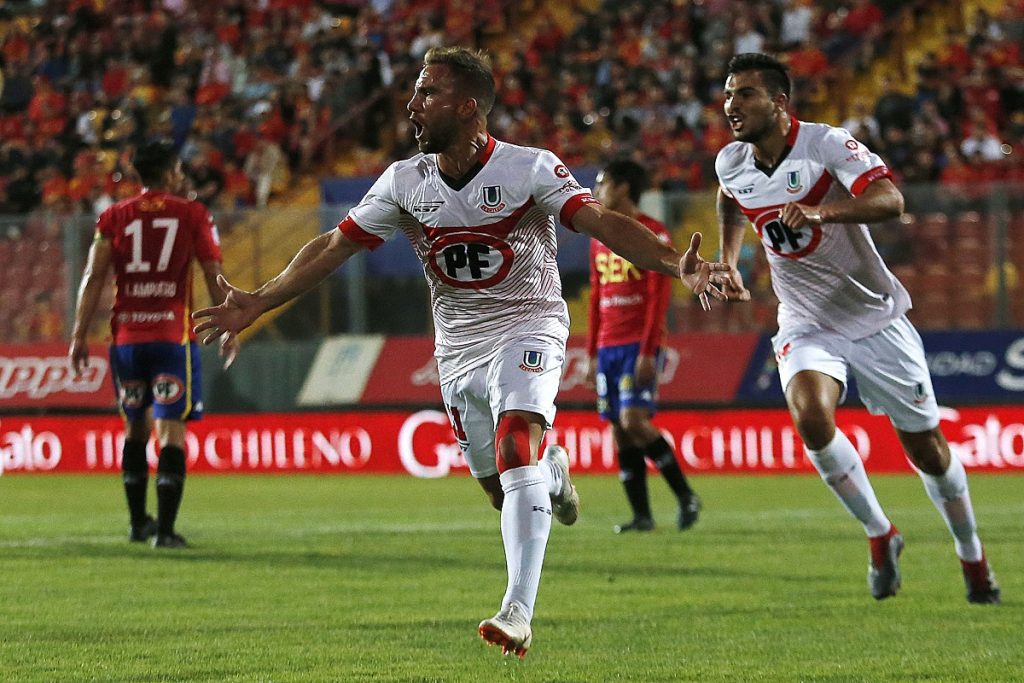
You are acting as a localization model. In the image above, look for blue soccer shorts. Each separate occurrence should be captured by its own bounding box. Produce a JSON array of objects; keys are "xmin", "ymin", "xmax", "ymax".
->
[
  {"xmin": 109, "ymin": 341, "xmax": 203, "ymax": 422},
  {"xmin": 595, "ymin": 342, "xmax": 660, "ymax": 421}
]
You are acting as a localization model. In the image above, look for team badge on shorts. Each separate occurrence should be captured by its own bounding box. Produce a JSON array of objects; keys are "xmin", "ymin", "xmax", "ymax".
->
[
  {"xmin": 913, "ymin": 382, "xmax": 929, "ymax": 405},
  {"xmin": 153, "ymin": 374, "xmax": 184, "ymax": 404},
  {"xmin": 520, "ymin": 350, "xmax": 544, "ymax": 373},
  {"xmin": 120, "ymin": 381, "xmax": 146, "ymax": 409}
]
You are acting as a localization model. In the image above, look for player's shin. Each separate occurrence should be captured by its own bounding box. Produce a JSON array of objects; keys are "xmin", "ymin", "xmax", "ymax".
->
[
  {"xmin": 913, "ymin": 454, "xmax": 983, "ymax": 561},
  {"xmin": 806, "ymin": 431, "xmax": 891, "ymax": 537},
  {"xmin": 498, "ymin": 466, "xmax": 552, "ymax": 620},
  {"xmin": 122, "ymin": 440, "xmax": 150, "ymax": 527},
  {"xmin": 155, "ymin": 445, "xmax": 187, "ymax": 536}
]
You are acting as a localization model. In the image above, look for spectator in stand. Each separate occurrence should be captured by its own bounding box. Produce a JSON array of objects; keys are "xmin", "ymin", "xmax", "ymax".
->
[
  {"xmin": 873, "ymin": 75, "xmax": 916, "ymax": 136},
  {"xmin": 961, "ymin": 125, "xmax": 1005, "ymax": 163}
]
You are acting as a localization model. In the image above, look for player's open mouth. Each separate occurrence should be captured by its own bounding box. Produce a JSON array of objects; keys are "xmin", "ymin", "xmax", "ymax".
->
[
  {"xmin": 411, "ymin": 120, "xmax": 424, "ymax": 139},
  {"xmin": 728, "ymin": 115, "xmax": 743, "ymax": 131}
]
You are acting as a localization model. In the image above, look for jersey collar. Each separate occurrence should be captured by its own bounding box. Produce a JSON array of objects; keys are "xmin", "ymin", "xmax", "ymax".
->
[
  {"xmin": 754, "ymin": 116, "xmax": 800, "ymax": 177},
  {"xmin": 438, "ymin": 134, "xmax": 496, "ymax": 191}
]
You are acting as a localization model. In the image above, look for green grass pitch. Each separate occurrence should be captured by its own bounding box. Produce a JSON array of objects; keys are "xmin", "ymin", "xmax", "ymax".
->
[{"xmin": 0, "ymin": 472, "xmax": 1020, "ymax": 682}]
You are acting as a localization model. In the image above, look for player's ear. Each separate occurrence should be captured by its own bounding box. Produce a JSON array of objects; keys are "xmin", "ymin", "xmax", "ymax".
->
[{"xmin": 458, "ymin": 97, "xmax": 479, "ymax": 121}]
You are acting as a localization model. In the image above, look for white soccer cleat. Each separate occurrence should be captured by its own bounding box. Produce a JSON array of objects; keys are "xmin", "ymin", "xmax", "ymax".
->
[
  {"xmin": 544, "ymin": 444, "xmax": 580, "ymax": 526},
  {"xmin": 478, "ymin": 601, "xmax": 533, "ymax": 658}
]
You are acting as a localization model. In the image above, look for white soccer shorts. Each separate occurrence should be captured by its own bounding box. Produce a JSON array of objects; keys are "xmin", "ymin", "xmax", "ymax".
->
[
  {"xmin": 773, "ymin": 315, "xmax": 940, "ymax": 433},
  {"xmin": 439, "ymin": 334, "xmax": 565, "ymax": 479}
]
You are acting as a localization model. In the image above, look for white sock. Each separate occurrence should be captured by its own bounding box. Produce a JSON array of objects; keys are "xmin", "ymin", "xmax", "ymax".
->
[
  {"xmin": 915, "ymin": 455, "xmax": 983, "ymax": 562},
  {"xmin": 538, "ymin": 456, "xmax": 563, "ymax": 498},
  {"xmin": 498, "ymin": 465, "xmax": 552, "ymax": 621},
  {"xmin": 806, "ymin": 431, "xmax": 891, "ymax": 537}
]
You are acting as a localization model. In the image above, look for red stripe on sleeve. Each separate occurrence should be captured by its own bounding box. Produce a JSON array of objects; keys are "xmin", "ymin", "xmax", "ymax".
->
[
  {"xmin": 337, "ymin": 216, "xmax": 385, "ymax": 250},
  {"xmin": 850, "ymin": 166, "xmax": 892, "ymax": 197},
  {"xmin": 560, "ymin": 194, "xmax": 600, "ymax": 232}
]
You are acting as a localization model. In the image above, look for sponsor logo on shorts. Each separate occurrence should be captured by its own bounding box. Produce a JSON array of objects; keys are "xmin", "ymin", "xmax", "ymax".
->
[
  {"xmin": 120, "ymin": 381, "xmax": 146, "ymax": 408},
  {"xmin": 153, "ymin": 374, "xmax": 184, "ymax": 404},
  {"xmin": 520, "ymin": 350, "xmax": 544, "ymax": 373}
]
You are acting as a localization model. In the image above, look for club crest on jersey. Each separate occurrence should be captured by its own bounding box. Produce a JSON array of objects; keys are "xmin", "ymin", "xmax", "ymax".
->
[
  {"xmin": 786, "ymin": 171, "xmax": 803, "ymax": 194},
  {"xmin": 480, "ymin": 185, "xmax": 506, "ymax": 214},
  {"xmin": 520, "ymin": 350, "xmax": 544, "ymax": 373}
]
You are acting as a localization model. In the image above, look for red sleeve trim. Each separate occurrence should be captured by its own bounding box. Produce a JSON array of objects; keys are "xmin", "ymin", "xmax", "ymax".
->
[
  {"xmin": 850, "ymin": 166, "xmax": 892, "ymax": 197},
  {"xmin": 560, "ymin": 194, "xmax": 600, "ymax": 232},
  {"xmin": 338, "ymin": 216, "xmax": 385, "ymax": 251}
]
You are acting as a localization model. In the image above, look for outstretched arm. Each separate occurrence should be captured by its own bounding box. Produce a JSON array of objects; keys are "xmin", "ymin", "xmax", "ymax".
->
[
  {"xmin": 192, "ymin": 229, "xmax": 365, "ymax": 344},
  {"xmin": 571, "ymin": 203, "xmax": 728, "ymax": 309},
  {"xmin": 69, "ymin": 237, "xmax": 113, "ymax": 378},
  {"xmin": 716, "ymin": 189, "xmax": 752, "ymax": 302}
]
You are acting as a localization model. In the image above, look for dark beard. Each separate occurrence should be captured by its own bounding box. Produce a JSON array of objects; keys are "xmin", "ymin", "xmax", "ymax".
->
[{"xmin": 417, "ymin": 121, "xmax": 457, "ymax": 154}]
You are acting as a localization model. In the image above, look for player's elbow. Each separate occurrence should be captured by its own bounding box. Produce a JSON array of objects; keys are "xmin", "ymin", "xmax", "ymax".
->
[{"xmin": 886, "ymin": 189, "xmax": 905, "ymax": 218}]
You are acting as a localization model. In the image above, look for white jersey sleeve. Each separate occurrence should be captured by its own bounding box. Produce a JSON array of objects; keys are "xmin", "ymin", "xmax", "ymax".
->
[
  {"xmin": 530, "ymin": 149, "xmax": 599, "ymax": 230},
  {"xmin": 813, "ymin": 126, "xmax": 892, "ymax": 197},
  {"xmin": 338, "ymin": 161, "xmax": 404, "ymax": 248}
]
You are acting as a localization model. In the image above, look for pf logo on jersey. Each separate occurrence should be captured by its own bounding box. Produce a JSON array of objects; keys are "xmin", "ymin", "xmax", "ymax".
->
[
  {"xmin": 753, "ymin": 208, "xmax": 822, "ymax": 259},
  {"xmin": 427, "ymin": 232, "xmax": 515, "ymax": 289}
]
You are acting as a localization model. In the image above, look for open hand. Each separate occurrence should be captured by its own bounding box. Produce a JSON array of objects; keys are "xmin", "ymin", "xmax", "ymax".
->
[
  {"xmin": 192, "ymin": 275, "xmax": 263, "ymax": 348},
  {"xmin": 679, "ymin": 232, "xmax": 730, "ymax": 311}
]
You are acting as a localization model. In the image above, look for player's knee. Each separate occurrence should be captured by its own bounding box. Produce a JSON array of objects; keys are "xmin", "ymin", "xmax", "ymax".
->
[
  {"xmin": 495, "ymin": 414, "xmax": 532, "ymax": 474},
  {"xmin": 156, "ymin": 445, "xmax": 186, "ymax": 487},
  {"xmin": 618, "ymin": 411, "xmax": 649, "ymax": 441},
  {"xmin": 792, "ymin": 411, "xmax": 835, "ymax": 451},
  {"xmin": 902, "ymin": 429, "xmax": 948, "ymax": 475},
  {"xmin": 485, "ymin": 489, "xmax": 504, "ymax": 511}
]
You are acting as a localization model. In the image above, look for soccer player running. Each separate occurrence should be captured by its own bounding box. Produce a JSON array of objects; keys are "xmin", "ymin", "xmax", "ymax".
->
[
  {"xmin": 713, "ymin": 53, "xmax": 1000, "ymax": 603},
  {"xmin": 192, "ymin": 47, "xmax": 728, "ymax": 656},
  {"xmin": 69, "ymin": 139, "xmax": 237, "ymax": 549},
  {"xmin": 585, "ymin": 160, "xmax": 701, "ymax": 534}
]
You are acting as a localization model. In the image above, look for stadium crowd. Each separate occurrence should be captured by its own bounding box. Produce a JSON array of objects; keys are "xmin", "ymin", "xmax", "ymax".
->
[{"xmin": 0, "ymin": 0, "xmax": 1022, "ymax": 343}]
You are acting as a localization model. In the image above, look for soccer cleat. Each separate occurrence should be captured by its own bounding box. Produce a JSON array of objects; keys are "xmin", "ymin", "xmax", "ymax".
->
[
  {"xmin": 152, "ymin": 532, "xmax": 189, "ymax": 549},
  {"xmin": 129, "ymin": 515, "xmax": 158, "ymax": 543},
  {"xmin": 479, "ymin": 601, "xmax": 533, "ymax": 658},
  {"xmin": 867, "ymin": 526, "xmax": 903, "ymax": 600},
  {"xmin": 961, "ymin": 556, "xmax": 1001, "ymax": 604},
  {"xmin": 544, "ymin": 444, "xmax": 580, "ymax": 526},
  {"xmin": 677, "ymin": 492, "xmax": 702, "ymax": 531},
  {"xmin": 614, "ymin": 517, "xmax": 655, "ymax": 534}
]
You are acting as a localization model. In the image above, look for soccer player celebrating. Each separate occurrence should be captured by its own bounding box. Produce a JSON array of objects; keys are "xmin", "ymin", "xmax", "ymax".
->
[
  {"xmin": 192, "ymin": 47, "xmax": 728, "ymax": 656},
  {"xmin": 69, "ymin": 139, "xmax": 237, "ymax": 549},
  {"xmin": 713, "ymin": 53, "xmax": 1000, "ymax": 603},
  {"xmin": 585, "ymin": 159, "xmax": 701, "ymax": 533}
]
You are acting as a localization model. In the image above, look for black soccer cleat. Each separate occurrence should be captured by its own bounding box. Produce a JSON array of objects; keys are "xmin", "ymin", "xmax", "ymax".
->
[
  {"xmin": 962, "ymin": 557, "xmax": 1001, "ymax": 604},
  {"xmin": 614, "ymin": 517, "xmax": 654, "ymax": 533},
  {"xmin": 153, "ymin": 532, "xmax": 189, "ymax": 549},
  {"xmin": 868, "ymin": 527, "xmax": 903, "ymax": 600},
  {"xmin": 677, "ymin": 493, "xmax": 702, "ymax": 531},
  {"xmin": 129, "ymin": 515, "xmax": 158, "ymax": 543}
]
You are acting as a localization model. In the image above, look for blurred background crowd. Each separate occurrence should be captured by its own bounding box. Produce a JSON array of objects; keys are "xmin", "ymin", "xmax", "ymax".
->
[{"xmin": 0, "ymin": 0, "xmax": 1021, "ymax": 343}]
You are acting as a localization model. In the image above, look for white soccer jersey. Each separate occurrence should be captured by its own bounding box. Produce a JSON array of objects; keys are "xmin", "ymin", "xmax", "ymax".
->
[
  {"xmin": 715, "ymin": 118, "xmax": 911, "ymax": 340},
  {"xmin": 339, "ymin": 135, "xmax": 598, "ymax": 382}
]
